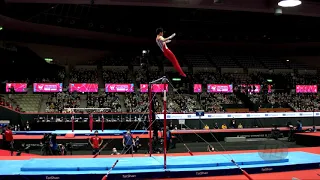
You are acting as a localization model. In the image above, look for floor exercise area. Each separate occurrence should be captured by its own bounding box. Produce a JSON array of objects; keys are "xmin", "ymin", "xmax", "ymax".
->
[{"xmin": 1, "ymin": 151, "xmax": 320, "ymax": 180}]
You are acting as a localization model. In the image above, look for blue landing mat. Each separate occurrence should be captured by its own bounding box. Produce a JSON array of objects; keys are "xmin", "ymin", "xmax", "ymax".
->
[
  {"xmin": 13, "ymin": 130, "xmax": 147, "ymax": 136},
  {"xmin": 20, "ymin": 153, "xmax": 289, "ymax": 172},
  {"xmin": 1, "ymin": 152, "xmax": 320, "ymax": 180}
]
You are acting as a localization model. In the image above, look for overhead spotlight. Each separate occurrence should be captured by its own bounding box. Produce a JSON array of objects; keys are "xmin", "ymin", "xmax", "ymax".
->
[
  {"xmin": 275, "ymin": 7, "xmax": 282, "ymax": 15},
  {"xmin": 278, "ymin": 0, "xmax": 301, "ymax": 7},
  {"xmin": 214, "ymin": 0, "xmax": 223, "ymax": 3}
]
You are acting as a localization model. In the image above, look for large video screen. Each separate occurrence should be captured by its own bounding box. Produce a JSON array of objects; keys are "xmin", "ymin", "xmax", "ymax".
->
[
  {"xmin": 33, "ymin": 83, "xmax": 63, "ymax": 92},
  {"xmin": 140, "ymin": 84, "xmax": 169, "ymax": 93},
  {"xmin": 105, "ymin": 84, "xmax": 134, "ymax": 92},
  {"xmin": 193, "ymin": 84, "xmax": 202, "ymax": 93},
  {"xmin": 69, "ymin": 83, "xmax": 99, "ymax": 93},
  {"xmin": 6, "ymin": 83, "xmax": 27, "ymax": 93},
  {"xmin": 207, "ymin": 84, "xmax": 233, "ymax": 93},
  {"xmin": 241, "ymin": 84, "xmax": 261, "ymax": 93},
  {"xmin": 296, "ymin": 85, "xmax": 317, "ymax": 93}
]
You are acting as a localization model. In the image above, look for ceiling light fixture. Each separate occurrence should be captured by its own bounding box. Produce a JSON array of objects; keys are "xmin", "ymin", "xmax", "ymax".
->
[{"xmin": 278, "ymin": 0, "xmax": 302, "ymax": 7}]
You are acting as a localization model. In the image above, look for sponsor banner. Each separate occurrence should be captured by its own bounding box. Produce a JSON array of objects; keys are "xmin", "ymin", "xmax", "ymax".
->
[
  {"xmin": 296, "ymin": 85, "xmax": 317, "ymax": 93},
  {"xmin": 207, "ymin": 84, "xmax": 233, "ymax": 93},
  {"xmin": 193, "ymin": 84, "xmax": 202, "ymax": 93},
  {"xmin": 69, "ymin": 83, "xmax": 98, "ymax": 93},
  {"xmin": 6, "ymin": 83, "xmax": 27, "ymax": 92},
  {"xmin": 33, "ymin": 83, "xmax": 63, "ymax": 92},
  {"xmin": 140, "ymin": 84, "xmax": 169, "ymax": 93},
  {"xmin": 156, "ymin": 112, "xmax": 320, "ymax": 120},
  {"xmin": 105, "ymin": 83, "xmax": 134, "ymax": 92}
]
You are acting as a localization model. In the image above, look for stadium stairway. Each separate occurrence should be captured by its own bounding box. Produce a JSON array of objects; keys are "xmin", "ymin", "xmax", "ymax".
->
[
  {"xmin": 15, "ymin": 94, "xmax": 42, "ymax": 113},
  {"xmin": 79, "ymin": 94, "xmax": 87, "ymax": 108},
  {"xmin": 39, "ymin": 94, "xmax": 49, "ymax": 112},
  {"xmin": 119, "ymin": 94, "xmax": 126, "ymax": 112}
]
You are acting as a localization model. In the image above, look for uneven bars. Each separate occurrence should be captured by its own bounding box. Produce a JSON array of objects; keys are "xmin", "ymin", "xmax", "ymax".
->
[
  {"xmin": 163, "ymin": 77, "xmax": 168, "ymax": 169},
  {"xmin": 71, "ymin": 113, "xmax": 74, "ymax": 132},
  {"xmin": 149, "ymin": 76, "xmax": 166, "ymax": 84}
]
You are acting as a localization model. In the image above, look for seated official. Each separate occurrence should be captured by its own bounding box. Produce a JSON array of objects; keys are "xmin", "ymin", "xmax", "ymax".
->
[
  {"xmin": 296, "ymin": 120, "xmax": 302, "ymax": 132},
  {"xmin": 123, "ymin": 129, "xmax": 135, "ymax": 154},
  {"xmin": 149, "ymin": 136, "xmax": 162, "ymax": 154},
  {"xmin": 89, "ymin": 131, "xmax": 103, "ymax": 155},
  {"xmin": 134, "ymin": 136, "xmax": 141, "ymax": 153},
  {"xmin": 111, "ymin": 148, "xmax": 120, "ymax": 155},
  {"xmin": 229, "ymin": 119, "xmax": 237, "ymax": 129},
  {"xmin": 163, "ymin": 126, "xmax": 172, "ymax": 151},
  {"xmin": 221, "ymin": 124, "xmax": 227, "ymax": 129},
  {"xmin": 207, "ymin": 145, "xmax": 215, "ymax": 152},
  {"xmin": 213, "ymin": 122, "xmax": 219, "ymax": 129},
  {"xmin": 50, "ymin": 134, "xmax": 59, "ymax": 155},
  {"xmin": 204, "ymin": 125, "xmax": 209, "ymax": 130}
]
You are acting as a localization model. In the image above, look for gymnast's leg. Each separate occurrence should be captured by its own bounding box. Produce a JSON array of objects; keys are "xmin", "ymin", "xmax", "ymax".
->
[{"xmin": 163, "ymin": 48, "xmax": 186, "ymax": 77}]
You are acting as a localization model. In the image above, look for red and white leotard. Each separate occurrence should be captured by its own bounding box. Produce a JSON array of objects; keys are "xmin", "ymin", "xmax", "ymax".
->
[
  {"xmin": 155, "ymin": 35, "xmax": 186, "ymax": 77},
  {"xmin": 156, "ymin": 36, "xmax": 168, "ymax": 52}
]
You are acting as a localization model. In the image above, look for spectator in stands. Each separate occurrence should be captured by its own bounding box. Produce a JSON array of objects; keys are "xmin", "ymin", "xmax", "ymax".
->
[
  {"xmin": 46, "ymin": 92, "xmax": 80, "ymax": 113},
  {"xmin": 238, "ymin": 123, "xmax": 243, "ymax": 129},
  {"xmin": 87, "ymin": 93, "xmax": 121, "ymax": 112},
  {"xmin": 103, "ymin": 70, "xmax": 129, "ymax": 83},
  {"xmin": 70, "ymin": 68, "xmax": 98, "ymax": 83}
]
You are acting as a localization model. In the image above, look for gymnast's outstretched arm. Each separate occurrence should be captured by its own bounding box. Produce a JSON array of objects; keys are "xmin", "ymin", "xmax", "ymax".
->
[{"xmin": 160, "ymin": 33, "xmax": 176, "ymax": 42}]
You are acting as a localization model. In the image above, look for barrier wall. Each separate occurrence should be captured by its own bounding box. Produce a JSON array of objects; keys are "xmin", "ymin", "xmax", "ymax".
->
[{"xmin": 0, "ymin": 106, "xmax": 319, "ymax": 129}]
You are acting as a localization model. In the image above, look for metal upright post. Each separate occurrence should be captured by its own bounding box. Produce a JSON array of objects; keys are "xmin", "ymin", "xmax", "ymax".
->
[
  {"xmin": 148, "ymin": 83, "xmax": 153, "ymax": 157},
  {"xmin": 163, "ymin": 77, "xmax": 167, "ymax": 170}
]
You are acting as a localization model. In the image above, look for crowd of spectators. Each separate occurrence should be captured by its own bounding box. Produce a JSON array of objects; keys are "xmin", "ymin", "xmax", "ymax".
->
[
  {"xmin": 70, "ymin": 69, "xmax": 98, "ymax": 83},
  {"xmin": 289, "ymin": 94, "xmax": 320, "ymax": 112},
  {"xmin": 46, "ymin": 92, "xmax": 80, "ymax": 113},
  {"xmin": 124, "ymin": 93, "xmax": 162, "ymax": 113},
  {"xmin": 167, "ymin": 94, "xmax": 198, "ymax": 113},
  {"xmin": 200, "ymin": 93, "xmax": 241, "ymax": 112},
  {"xmin": 87, "ymin": 93, "xmax": 122, "ymax": 112},
  {"xmin": 4, "ymin": 64, "xmax": 320, "ymax": 114},
  {"xmin": 103, "ymin": 70, "xmax": 129, "ymax": 83}
]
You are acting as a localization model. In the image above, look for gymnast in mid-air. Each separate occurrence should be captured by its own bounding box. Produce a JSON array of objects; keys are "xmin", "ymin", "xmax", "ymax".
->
[{"xmin": 156, "ymin": 28, "xmax": 186, "ymax": 77}]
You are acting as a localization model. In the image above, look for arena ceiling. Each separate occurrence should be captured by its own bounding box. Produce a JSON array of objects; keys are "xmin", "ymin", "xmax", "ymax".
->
[
  {"xmin": 0, "ymin": 0, "xmax": 320, "ymax": 50},
  {"xmin": 4, "ymin": 0, "xmax": 320, "ymax": 17}
]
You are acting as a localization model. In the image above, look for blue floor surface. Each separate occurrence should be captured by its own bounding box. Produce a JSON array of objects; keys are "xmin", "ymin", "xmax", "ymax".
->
[
  {"xmin": 1, "ymin": 152, "xmax": 320, "ymax": 180},
  {"xmin": 13, "ymin": 130, "xmax": 147, "ymax": 136}
]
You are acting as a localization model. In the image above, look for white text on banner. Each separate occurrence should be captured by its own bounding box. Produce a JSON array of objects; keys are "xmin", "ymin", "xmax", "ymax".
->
[{"xmin": 155, "ymin": 112, "xmax": 320, "ymax": 120}]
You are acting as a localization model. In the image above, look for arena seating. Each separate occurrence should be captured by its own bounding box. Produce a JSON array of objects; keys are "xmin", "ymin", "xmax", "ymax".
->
[
  {"xmin": 1, "ymin": 51, "xmax": 319, "ymax": 114},
  {"xmin": 103, "ymin": 69, "xmax": 130, "ymax": 83},
  {"xmin": 87, "ymin": 93, "xmax": 122, "ymax": 112},
  {"xmin": 70, "ymin": 68, "xmax": 98, "ymax": 83},
  {"xmin": 14, "ymin": 94, "xmax": 42, "ymax": 113},
  {"xmin": 46, "ymin": 93, "xmax": 81, "ymax": 113}
]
